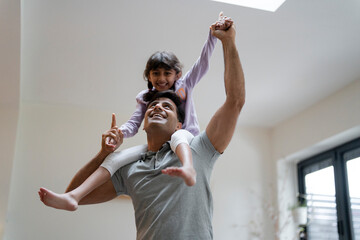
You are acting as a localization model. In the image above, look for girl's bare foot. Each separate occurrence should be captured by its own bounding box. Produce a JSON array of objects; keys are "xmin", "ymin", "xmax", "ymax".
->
[
  {"xmin": 162, "ymin": 166, "xmax": 196, "ymax": 186},
  {"xmin": 38, "ymin": 187, "xmax": 78, "ymax": 211}
]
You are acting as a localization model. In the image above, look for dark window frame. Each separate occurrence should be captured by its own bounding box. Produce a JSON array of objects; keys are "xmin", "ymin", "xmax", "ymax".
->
[{"xmin": 297, "ymin": 137, "xmax": 360, "ymax": 240}]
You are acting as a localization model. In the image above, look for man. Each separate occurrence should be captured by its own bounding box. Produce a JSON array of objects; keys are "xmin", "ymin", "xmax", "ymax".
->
[{"xmin": 41, "ymin": 21, "xmax": 245, "ymax": 239}]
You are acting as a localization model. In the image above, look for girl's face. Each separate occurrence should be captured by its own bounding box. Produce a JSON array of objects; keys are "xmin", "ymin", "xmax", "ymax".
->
[{"xmin": 148, "ymin": 68, "xmax": 181, "ymax": 91}]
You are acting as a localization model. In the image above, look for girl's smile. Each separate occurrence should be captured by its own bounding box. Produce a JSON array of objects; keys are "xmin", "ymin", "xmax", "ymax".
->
[{"xmin": 148, "ymin": 68, "xmax": 180, "ymax": 91}]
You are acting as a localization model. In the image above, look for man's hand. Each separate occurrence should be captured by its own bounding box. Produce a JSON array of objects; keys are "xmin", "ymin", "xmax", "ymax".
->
[
  {"xmin": 210, "ymin": 20, "xmax": 236, "ymax": 43},
  {"xmin": 213, "ymin": 12, "xmax": 233, "ymax": 30},
  {"xmin": 101, "ymin": 113, "xmax": 123, "ymax": 154}
]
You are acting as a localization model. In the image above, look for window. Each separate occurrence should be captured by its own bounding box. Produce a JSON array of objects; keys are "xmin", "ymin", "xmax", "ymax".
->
[
  {"xmin": 297, "ymin": 137, "xmax": 360, "ymax": 240},
  {"xmin": 210, "ymin": 0, "xmax": 287, "ymax": 12}
]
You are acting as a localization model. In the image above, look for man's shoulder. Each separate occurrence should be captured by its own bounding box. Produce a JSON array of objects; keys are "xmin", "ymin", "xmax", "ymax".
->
[
  {"xmin": 191, "ymin": 131, "xmax": 210, "ymax": 143},
  {"xmin": 191, "ymin": 131, "xmax": 219, "ymax": 154},
  {"xmin": 189, "ymin": 131, "xmax": 221, "ymax": 168}
]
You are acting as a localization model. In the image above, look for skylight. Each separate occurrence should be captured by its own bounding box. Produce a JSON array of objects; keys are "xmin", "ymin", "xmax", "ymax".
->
[{"xmin": 211, "ymin": 0, "xmax": 287, "ymax": 12}]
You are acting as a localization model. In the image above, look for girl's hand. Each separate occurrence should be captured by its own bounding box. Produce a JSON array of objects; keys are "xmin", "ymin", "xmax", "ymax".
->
[
  {"xmin": 213, "ymin": 12, "xmax": 233, "ymax": 30},
  {"xmin": 210, "ymin": 21, "xmax": 236, "ymax": 43},
  {"xmin": 101, "ymin": 113, "xmax": 123, "ymax": 154}
]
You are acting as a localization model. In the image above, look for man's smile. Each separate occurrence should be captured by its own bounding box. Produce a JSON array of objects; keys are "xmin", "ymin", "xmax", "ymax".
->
[{"xmin": 149, "ymin": 112, "xmax": 166, "ymax": 119}]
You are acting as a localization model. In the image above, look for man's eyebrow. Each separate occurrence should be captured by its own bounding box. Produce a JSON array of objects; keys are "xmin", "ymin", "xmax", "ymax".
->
[
  {"xmin": 147, "ymin": 99, "xmax": 175, "ymax": 109},
  {"xmin": 147, "ymin": 100, "xmax": 160, "ymax": 108},
  {"xmin": 147, "ymin": 101, "xmax": 157, "ymax": 107},
  {"xmin": 163, "ymin": 101, "xmax": 175, "ymax": 108}
]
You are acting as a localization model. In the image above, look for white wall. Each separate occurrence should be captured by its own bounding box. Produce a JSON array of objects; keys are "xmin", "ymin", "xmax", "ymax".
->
[
  {"xmin": 212, "ymin": 127, "xmax": 273, "ymax": 239},
  {"xmin": 5, "ymin": 103, "xmax": 139, "ymax": 240},
  {"xmin": 272, "ymin": 79, "xmax": 360, "ymax": 239},
  {"xmin": 273, "ymin": 79, "xmax": 360, "ymax": 161},
  {"xmin": 0, "ymin": 0, "xmax": 20, "ymax": 238},
  {"xmin": 4, "ymin": 101, "xmax": 273, "ymax": 240}
]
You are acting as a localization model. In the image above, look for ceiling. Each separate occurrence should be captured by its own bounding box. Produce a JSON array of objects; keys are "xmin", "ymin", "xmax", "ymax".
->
[{"xmin": 19, "ymin": 0, "xmax": 360, "ymax": 127}]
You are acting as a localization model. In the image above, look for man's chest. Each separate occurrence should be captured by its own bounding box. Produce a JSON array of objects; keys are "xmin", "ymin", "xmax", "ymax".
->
[{"xmin": 122, "ymin": 152, "xmax": 182, "ymax": 196}]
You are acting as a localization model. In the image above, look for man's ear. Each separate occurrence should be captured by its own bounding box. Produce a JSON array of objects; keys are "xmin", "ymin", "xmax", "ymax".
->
[{"xmin": 175, "ymin": 122, "xmax": 182, "ymax": 130}]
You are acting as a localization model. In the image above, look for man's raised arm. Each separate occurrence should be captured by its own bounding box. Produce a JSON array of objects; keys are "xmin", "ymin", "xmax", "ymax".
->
[
  {"xmin": 206, "ymin": 23, "xmax": 245, "ymax": 153},
  {"xmin": 65, "ymin": 114, "xmax": 122, "ymax": 204}
]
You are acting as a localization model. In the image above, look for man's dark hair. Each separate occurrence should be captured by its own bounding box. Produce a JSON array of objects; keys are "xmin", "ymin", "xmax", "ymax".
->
[{"xmin": 145, "ymin": 90, "xmax": 185, "ymax": 124}]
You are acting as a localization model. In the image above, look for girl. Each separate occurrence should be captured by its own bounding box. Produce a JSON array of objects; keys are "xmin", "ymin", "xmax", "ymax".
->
[{"xmin": 39, "ymin": 13, "xmax": 233, "ymax": 211}]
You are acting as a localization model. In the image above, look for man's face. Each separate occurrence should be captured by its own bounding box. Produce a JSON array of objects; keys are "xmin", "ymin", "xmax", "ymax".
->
[{"xmin": 144, "ymin": 97, "xmax": 182, "ymax": 133}]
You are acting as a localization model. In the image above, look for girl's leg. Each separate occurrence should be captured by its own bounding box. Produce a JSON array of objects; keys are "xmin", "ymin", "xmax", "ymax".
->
[
  {"xmin": 100, "ymin": 144, "xmax": 148, "ymax": 176},
  {"xmin": 38, "ymin": 144, "xmax": 148, "ymax": 211},
  {"xmin": 161, "ymin": 130, "xmax": 196, "ymax": 186},
  {"xmin": 39, "ymin": 167, "xmax": 110, "ymax": 211}
]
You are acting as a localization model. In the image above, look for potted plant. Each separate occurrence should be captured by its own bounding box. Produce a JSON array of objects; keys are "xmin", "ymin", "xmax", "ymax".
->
[{"xmin": 291, "ymin": 194, "xmax": 307, "ymax": 226}]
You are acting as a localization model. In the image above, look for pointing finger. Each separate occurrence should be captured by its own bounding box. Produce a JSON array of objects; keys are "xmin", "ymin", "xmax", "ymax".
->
[
  {"xmin": 111, "ymin": 113, "xmax": 117, "ymax": 128},
  {"xmin": 219, "ymin": 11, "xmax": 224, "ymax": 20}
]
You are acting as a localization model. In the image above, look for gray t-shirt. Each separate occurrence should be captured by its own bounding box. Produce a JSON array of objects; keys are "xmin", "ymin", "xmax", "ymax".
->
[{"xmin": 111, "ymin": 131, "xmax": 221, "ymax": 240}]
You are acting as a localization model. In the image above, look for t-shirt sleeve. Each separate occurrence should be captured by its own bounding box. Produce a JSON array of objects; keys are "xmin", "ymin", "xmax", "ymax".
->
[
  {"xmin": 191, "ymin": 131, "xmax": 221, "ymax": 168},
  {"xmin": 111, "ymin": 168, "xmax": 128, "ymax": 196}
]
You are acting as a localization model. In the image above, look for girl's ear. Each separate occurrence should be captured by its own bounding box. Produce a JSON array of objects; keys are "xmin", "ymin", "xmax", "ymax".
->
[{"xmin": 176, "ymin": 72, "xmax": 182, "ymax": 80}]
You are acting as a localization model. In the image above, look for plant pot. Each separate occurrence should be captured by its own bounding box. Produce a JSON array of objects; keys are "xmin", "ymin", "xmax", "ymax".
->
[{"xmin": 292, "ymin": 206, "xmax": 307, "ymax": 225}]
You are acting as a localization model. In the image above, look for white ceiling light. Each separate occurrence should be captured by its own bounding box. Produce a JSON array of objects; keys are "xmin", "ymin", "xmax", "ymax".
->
[{"xmin": 211, "ymin": 0, "xmax": 287, "ymax": 12}]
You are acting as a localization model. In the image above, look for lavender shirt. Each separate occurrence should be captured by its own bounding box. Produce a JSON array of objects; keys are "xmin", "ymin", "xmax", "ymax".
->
[{"xmin": 120, "ymin": 31, "xmax": 217, "ymax": 138}]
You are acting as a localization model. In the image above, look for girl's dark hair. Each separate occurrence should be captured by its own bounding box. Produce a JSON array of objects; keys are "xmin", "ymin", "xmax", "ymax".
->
[
  {"xmin": 145, "ymin": 90, "xmax": 185, "ymax": 124},
  {"xmin": 143, "ymin": 51, "xmax": 183, "ymax": 90}
]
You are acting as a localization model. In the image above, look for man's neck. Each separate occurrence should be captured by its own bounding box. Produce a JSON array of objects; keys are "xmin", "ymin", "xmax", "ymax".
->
[{"xmin": 146, "ymin": 130, "xmax": 173, "ymax": 152}]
